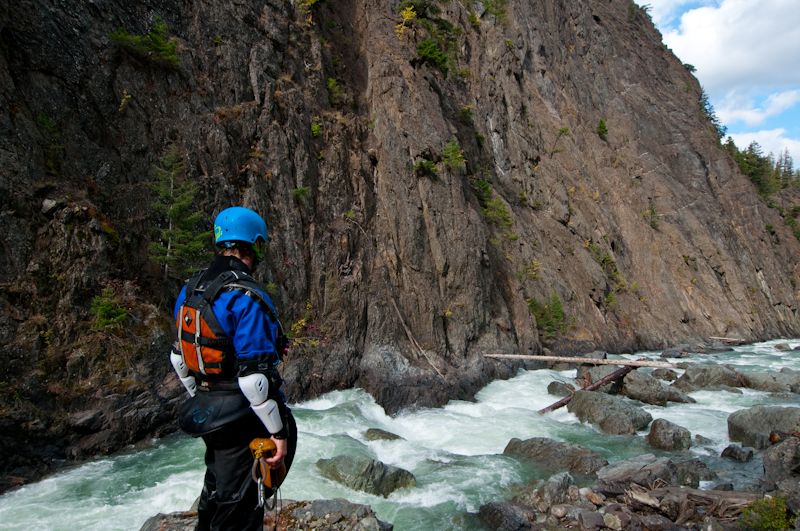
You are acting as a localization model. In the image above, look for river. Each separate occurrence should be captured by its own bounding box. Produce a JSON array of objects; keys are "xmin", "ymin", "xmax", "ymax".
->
[{"xmin": 1, "ymin": 340, "xmax": 799, "ymax": 530}]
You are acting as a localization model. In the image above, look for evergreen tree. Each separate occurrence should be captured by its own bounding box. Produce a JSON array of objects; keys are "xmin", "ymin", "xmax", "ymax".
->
[
  {"xmin": 723, "ymin": 137, "xmax": 779, "ymax": 198},
  {"xmin": 149, "ymin": 144, "xmax": 213, "ymax": 279}
]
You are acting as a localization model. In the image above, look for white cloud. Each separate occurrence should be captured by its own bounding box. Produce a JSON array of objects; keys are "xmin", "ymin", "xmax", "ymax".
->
[
  {"xmin": 718, "ymin": 89, "xmax": 800, "ymax": 127},
  {"xmin": 728, "ymin": 129, "xmax": 800, "ymax": 158},
  {"xmin": 662, "ymin": 0, "xmax": 800, "ymax": 97},
  {"xmin": 646, "ymin": 0, "xmax": 709, "ymax": 29}
]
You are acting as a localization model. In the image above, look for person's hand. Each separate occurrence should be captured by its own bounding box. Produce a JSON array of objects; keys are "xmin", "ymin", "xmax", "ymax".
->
[{"xmin": 266, "ymin": 436, "xmax": 287, "ymax": 469}]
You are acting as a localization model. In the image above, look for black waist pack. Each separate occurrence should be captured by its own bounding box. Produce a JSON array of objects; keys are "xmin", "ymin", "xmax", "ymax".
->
[{"xmin": 178, "ymin": 388, "xmax": 252, "ymax": 437}]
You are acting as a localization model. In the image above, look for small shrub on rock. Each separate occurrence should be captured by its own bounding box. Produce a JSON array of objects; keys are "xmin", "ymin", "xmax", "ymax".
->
[{"xmin": 739, "ymin": 495, "xmax": 792, "ymax": 531}]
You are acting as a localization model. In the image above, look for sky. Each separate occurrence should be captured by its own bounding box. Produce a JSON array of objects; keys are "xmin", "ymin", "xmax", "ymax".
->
[{"xmin": 647, "ymin": 0, "xmax": 800, "ymax": 159}]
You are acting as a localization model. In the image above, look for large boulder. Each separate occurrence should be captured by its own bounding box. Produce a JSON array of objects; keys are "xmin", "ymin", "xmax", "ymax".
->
[
  {"xmin": 740, "ymin": 368, "xmax": 800, "ymax": 393},
  {"xmin": 646, "ymin": 419, "xmax": 691, "ymax": 451},
  {"xmin": 663, "ymin": 385, "xmax": 696, "ymax": 404},
  {"xmin": 623, "ymin": 370, "xmax": 670, "ymax": 406},
  {"xmin": 762, "ymin": 436, "xmax": 800, "ymax": 490},
  {"xmin": 577, "ymin": 365, "xmax": 624, "ymax": 394},
  {"xmin": 503, "ymin": 437, "xmax": 609, "ymax": 476},
  {"xmin": 547, "ymin": 381, "xmax": 576, "ymax": 397},
  {"xmin": 673, "ymin": 364, "xmax": 743, "ymax": 389},
  {"xmin": 593, "ymin": 454, "xmax": 678, "ymax": 496},
  {"xmin": 567, "ymin": 390, "xmax": 653, "ymax": 435},
  {"xmin": 316, "ymin": 455, "xmax": 416, "ymax": 497},
  {"xmin": 727, "ymin": 405, "xmax": 800, "ymax": 449}
]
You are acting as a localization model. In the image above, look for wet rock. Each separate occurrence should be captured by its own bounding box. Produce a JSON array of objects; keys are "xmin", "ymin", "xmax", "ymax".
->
[
  {"xmin": 740, "ymin": 369, "xmax": 800, "ymax": 393},
  {"xmin": 774, "ymin": 343, "xmax": 792, "ymax": 351},
  {"xmin": 651, "ymin": 369, "xmax": 678, "ymax": 382},
  {"xmin": 479, "ymin": 501, "xmax": 536, "ymax": 531},
  {"xmin": 663, "ymin": 385, "xmax": 696, "ymax": 404},
  {"xmin": 598, "ymin": 413, "xmax": 635, "ymax": 436},
  {"xmin": 712, "ymin": 483, "xmax": 733, "ymax": 491},
  {"xmin": 567, "ymin": 390, "xmax": 652, "ymax": 435},
  {"xmin": 593, "ymin": 454, "xmax": 678, "ymax": 496},
  {"xmin": 762, "ymin": 436, "xmax": 800, "ymax": 490},
  {"xmin": 513, "ymin": 472, "xmax": 574, "ymax": 513},
  {"xmin": 695, "ymin": 434, "xmax": 714, "ymax": 445},
  {"xmin": 547, "ymin": 381, "xmax": 576, "ymax": 397},
  {"xmin": 721, "ymin": 444, "xmax": 754, "ymax": 462},
  {"xmin": 316, "ymin": 455, "xmax": 416, "ymax": 497},
  {"xmin": 674, "ymin": 459, "xmax": 717, "ymax": 488},
  {"xmin": 364, "ymin": 428, "xmax": 403, "ymax": 441},
  {"xmin": 673, "ymin": 365, "xmax": 743, "ymax": 390},
  {"xmin": 646, "ymin": 419, "xmax": 691, "ymax": 451},
  {"xmin": 727, "ymin": 405, "xmax": 800, "ymax": 449},
  {"xmin": 577, "ymin": 366, "xmax": 624, "ymax": 394},
  {"xmin": 660, "ymin": 348, "xmax": 691, "ymax": 359},
  {"xmin": 624, "ymin": 370, "xmax": 671, "ymax": 406},
  {"xmin": 504, "ymin": 438, "xmax": 609, "ymax": 476}
]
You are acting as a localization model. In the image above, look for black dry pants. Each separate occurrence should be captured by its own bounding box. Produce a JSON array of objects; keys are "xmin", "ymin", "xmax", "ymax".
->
[{"xmin": 196, "ymin": 410, "xmax": 297, "ymax": 531}]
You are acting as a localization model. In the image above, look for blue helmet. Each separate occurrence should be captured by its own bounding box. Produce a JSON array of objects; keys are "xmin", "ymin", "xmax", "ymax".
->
[{"xmin": 214, "ymin": 207, "xmax": 268, "ymax": 262}]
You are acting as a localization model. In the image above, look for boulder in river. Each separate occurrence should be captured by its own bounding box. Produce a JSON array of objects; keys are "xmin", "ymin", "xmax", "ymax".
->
[
  {"xmin": 721, "ymin": 444, "xmax": 754, "ymax": 462},
  {"xmin": 739, "ymin": 368, "xmax": 800, "ymax": 393},
  {"xmin": 593, "ymin": 454, "xmax": 678, "ymax": 496},
  {"xmin": 547, "ymin": 381, "xmax": 576, "ymax": 397},
  {"xmin": 503, "ymin": 437, "xmax": 609, "ymax": 476},
  {"xmin": 672, "ymin": 364, "xmax": 743, "ymax": 389},
  {"xmin": 567, "ymin": 390, "xmax": 653, "ymax": 435},
  {"xmin": 646, "ymin": 419, "xmax": 691, "ymax": 451},
  {"xmin": 316, "ymin": 455, "xmax": 416, "ymax": 497},
  {"xmin": 623, "ymin": 370, "xmax": 670, "ymax": 406},
  {"xmin": 364, "ymin": 428, "xmax": 403, "ymax": 441},
  {"xmin": 774, "ymin": 342, "xmax": 792, "ymax": 351},
  {"xmin": 727, "ymin": 405, "xmax": 800, "ymax": 449},
  {"xmin": 577, "ymin": 365, "xmax": 624, "ymax": 394}
]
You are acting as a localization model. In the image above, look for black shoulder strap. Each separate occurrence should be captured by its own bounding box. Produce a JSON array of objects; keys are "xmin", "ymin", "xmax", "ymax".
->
[{"xmin": 185, "ymin": 268, "xmax": 209, "ymax": 296}]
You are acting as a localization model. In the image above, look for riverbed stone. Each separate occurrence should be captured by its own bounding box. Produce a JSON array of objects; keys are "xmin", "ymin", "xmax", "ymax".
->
[
  {"xmin": 503, "ymin": 438, "xmax": 609, "ymax": 476},
  {"xmin": 721, "ymin": 444, "xmax": 754, "ymax": 462},
  {"xmin": 646, "ymin": 418, "xmax": 691, "ymax": 451},
  {"xmin": 316, "ymin": 455, "xmax": 416, "ymax": 497},
  {"xmin": 593, "ymin": 454, "xmax": 678, "ymax": 496},
  {"xmin": 727, "ymin": 405, "xmax": 800, "ymax": 449},
  {"xmin": 775, "ymin": 343, "xmax": 792, "ymax": 351},
  {"xmin": 567, "ymin": 390, "xmax": 653, "ymax": 434}
]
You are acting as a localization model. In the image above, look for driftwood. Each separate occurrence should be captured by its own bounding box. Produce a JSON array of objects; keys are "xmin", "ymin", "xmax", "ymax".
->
[
  {"xmin": 484, "ymin": 354, "xmax": 678, "ymax": 369},
  {"xmin": 626, "ymin": 484, "xmax": 760, "ymax": 524},
  {"xmin": 538, "ymin": 366, "xmax": 634, "ymax": 414}
]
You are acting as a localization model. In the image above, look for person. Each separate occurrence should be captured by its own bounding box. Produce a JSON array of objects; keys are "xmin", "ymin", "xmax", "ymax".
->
[{"xmin": 170, "ymin": 206, "xmax": 296, "ymax": 531}]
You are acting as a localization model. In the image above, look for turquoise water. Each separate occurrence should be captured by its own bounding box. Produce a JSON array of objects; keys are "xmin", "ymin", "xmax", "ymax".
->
[{"xmin": 1, "ymin": 340, "xmax": 799, "ymax": 530}]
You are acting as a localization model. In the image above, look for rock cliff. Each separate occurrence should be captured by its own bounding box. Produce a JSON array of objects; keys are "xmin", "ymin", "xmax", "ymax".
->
[{"xmin": 1, "ymin": 0, "xmax": 799, "ymax": 489}]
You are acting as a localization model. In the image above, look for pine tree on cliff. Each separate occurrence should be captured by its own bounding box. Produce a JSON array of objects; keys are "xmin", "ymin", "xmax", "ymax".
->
[{"xmin": 149, "ymin": 144, "xmax": 213, "ymax": 280}]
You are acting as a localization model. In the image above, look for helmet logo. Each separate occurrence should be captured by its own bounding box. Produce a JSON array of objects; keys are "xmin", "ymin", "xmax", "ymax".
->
[{"xmin": 214, "ymin": 225, "xmax": 222, "ymax": 240}]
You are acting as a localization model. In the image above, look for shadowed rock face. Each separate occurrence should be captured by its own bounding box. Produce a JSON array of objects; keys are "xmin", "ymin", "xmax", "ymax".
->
[{"xmin": 2, "ymin": 0, "xmax": 800, "ymax": 489}]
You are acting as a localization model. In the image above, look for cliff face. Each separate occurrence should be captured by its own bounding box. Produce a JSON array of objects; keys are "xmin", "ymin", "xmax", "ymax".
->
[{"xmin": 1, "ymin": 0, "xmax": 799, "ymax": 489}]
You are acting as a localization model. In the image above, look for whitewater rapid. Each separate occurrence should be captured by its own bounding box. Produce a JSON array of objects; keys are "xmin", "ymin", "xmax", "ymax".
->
[{"xmin": 1, "ymin": 340, "xmax": 798, "ymax": 530}]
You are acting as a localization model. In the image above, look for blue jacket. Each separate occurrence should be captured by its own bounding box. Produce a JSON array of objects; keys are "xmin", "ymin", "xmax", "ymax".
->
[{"xmin": 174, "ymin": 257, "xmax": 280, "ymax": 369}]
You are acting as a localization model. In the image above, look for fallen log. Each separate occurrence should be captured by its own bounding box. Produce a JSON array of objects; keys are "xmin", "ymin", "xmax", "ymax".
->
[
  {"xmin": 626, "ymin": 484, "xmax": 760, "ymax": 524},
  {"xmin": 484, "ymin": 354, "xmax": 677, "ymax": 369},
  {"xmin": 538, "ymin": 365, "xmax": 634, "ymax": 414}
]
